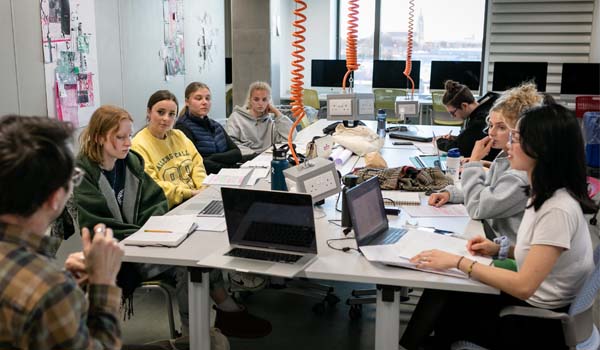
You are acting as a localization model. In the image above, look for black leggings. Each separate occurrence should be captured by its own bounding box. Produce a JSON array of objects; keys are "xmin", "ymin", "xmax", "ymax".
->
[{"xmin": 400, "ymin": 289, "xmax": 569, "ymax": 350}]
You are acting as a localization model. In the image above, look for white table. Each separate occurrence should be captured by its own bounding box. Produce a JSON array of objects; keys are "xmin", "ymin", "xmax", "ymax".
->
[{"xmin": 122, "ymin": 121, "xmax": 495, "ymax": 350}]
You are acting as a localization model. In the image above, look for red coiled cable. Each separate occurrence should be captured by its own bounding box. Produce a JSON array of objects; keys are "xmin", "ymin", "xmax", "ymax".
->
[
  {"xmin": 403, "ymin": 0, "xmax": 416, "ymax": 97},
  {"xmin": 343, "ymin": 0, "xmax": 360, "ymax": 91},
  {"xmin": 288, "ymin": 0, "xmax": 307, "ymax": 165}
]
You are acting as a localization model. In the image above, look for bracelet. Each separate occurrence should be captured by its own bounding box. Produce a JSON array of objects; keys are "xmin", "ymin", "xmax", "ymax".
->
[
  {"xmin": 493, "ymin": 236, "xmax": 510, "ymax": 260},
  {"xmin": 456, "ymin": 256, "xmax": 465, "ymax": 270},
  {"xmin": 467, "ymin": 261, "xmax": 478, "ymax": 279}
]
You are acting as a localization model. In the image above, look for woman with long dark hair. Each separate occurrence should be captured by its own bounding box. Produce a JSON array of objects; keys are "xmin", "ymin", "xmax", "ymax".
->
[{"xmin": 402, "ymin": 103, "xmax": 597, "ymax": 349}]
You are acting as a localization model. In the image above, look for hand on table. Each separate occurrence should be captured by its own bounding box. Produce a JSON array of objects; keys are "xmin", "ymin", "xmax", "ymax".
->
[
  {"xmin": 428, "ymin": 191, "xmax": 450, "ymax": 207},
  {"xmin": 410, "ymin": 249, "xmax": 462, "ymax": 270},
  {"xmin": 466, "ymin": 235, "xmax": 500, "ymax": 257}
]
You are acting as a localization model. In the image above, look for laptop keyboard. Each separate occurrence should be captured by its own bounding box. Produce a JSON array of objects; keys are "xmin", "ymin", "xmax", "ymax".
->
[
  {"xmin": 226, "ymin": 248, "xmax": 302, "ymax": 264},
  {"xmin": 243, "ymin": 222, "xmax": 314, "ymax": 247},
  {"xmin": 197, "ymin": 200, "xmax": 224, "ymax": 216},
  {"xmin": 380, "ymin": 228, "xmax": 408, "ymax": 245}
]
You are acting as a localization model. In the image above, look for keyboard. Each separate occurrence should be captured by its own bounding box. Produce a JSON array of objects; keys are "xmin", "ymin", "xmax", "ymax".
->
[
  {"xmin": 243, "ymin": 222, "xmax": 315, "ymax": 247},
  {"xmin": 197, "ymin": 200, "xmax": 224, "ymax": 216},
  {"xmin": 226, "ymin": 248, "xmax": 302, "ymax": 264},
  {"xmin": 380, "ymin": 228, "xmax": 407, "ymax": 245}
]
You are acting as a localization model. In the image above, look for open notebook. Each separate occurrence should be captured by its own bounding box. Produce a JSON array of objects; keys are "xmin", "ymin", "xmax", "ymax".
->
[
  {"xmin": 360, "ymin": 229, "xmax": 493, "ymax": 279},
  {"xmin": 382, "ymin": 191, "xmax": 421, "ymax": 206},
  {"xmin": 123, "ymin": 215, "xmax": 198, "ymax": 247}
]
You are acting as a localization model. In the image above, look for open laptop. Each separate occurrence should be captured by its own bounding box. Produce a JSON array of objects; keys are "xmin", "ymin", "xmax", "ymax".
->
[
  {"xmin": 345, "ymin": 177, "xmax": 408, "ymax": 247},
  {"xmin": 198, "ymin": 187, "xmax": 318, "ymax": 278},
  {"xmin": 389, "ymin": 128, "xmax": 433, "ymax": 142}
]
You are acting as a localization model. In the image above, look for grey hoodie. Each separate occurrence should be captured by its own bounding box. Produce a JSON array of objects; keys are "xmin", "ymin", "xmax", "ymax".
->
[
  {"xmin": 226, "ymin": 106, "xmax": 296, "ymax": 154},
  {"xmin": 444, "ymin": 151, "xmax": 529, "ymax": 243}
]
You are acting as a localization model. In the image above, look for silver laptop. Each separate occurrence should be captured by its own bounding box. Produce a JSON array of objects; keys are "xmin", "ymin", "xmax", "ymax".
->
[
  {"xmin": 199, "ymin": 187, "xmax": 318, "ymax": 278},
  {"xmin": 346, "ymin": 177, "xmax": 407, "ymax": 248},
  {"xmin": 179, "ymin": 199, "xmax": 225, "ymax": 217}
]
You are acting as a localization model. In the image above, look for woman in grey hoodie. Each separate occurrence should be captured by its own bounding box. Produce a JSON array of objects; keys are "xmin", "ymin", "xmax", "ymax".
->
[
  {"xmin": 428, "ymin": 83, "xmax": 543, "ymax": 243},
  {"xmin": 226, "ymin": 81, "xmax": 296, "ymax": 156}
]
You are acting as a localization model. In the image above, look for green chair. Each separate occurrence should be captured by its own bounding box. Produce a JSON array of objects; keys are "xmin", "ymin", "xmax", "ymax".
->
[
  {"xmin": 303, "ymin": 89, "xmax": 320, "ymax": 110},
  {"xmin": 431, "ymin": 90, "xmax": 463, "ymax": 126},
  {"xmin": 373, "ymin": 88, "xmax": 407, "ymax": 123}
]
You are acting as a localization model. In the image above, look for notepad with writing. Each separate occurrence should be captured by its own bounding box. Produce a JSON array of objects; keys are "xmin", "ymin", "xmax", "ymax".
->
[
  {"xmin": 360, "ymin": 229, "xmax": 493, "ymax": 279},
  {"xmin": 123, "ymin": 215, "xmax": 198, "ymax": 247},
  {"xmin": 382, "ymin": 191, "xmax": 421, "ymax": 206}
]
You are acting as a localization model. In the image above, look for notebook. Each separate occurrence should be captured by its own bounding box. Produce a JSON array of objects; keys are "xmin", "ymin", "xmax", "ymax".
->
[
  {"xmin": 198, "ymin": 188, "xmax": 318, "ymax": 278},
  {"xmin": 382, "ymin": 191, "xmax": 421, "ymax": 206},
  {"xmin": 123, "ymin": 215, "xmax": 198, "ymax": 247}
]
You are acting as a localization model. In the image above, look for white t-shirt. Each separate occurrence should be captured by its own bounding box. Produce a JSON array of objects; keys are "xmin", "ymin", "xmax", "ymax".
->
[{"xmin": 514, "ymin": 188, "xmax": 593, "ymax": 309}]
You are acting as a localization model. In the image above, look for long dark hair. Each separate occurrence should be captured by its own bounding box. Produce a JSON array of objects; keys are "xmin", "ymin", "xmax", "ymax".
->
[{"xmin": 519, "ymin": 104, "xmax": 598, "ymax": 214}]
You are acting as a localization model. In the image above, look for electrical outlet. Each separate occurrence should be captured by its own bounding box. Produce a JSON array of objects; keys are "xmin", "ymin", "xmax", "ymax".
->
[
  {"xmin": 283, "ymin": 158, "xmax": 341, "ymax": 203},
  {"xmin": 358, "ymin": 98, "xmax": 374, "ymax": 115},
  {"xmin": 328, "ymin": 99, "xmax": 352, "ymax": 116},
  {"xmin": 303, "ymin": 171, "xmax": 338, "ymax": 196}
]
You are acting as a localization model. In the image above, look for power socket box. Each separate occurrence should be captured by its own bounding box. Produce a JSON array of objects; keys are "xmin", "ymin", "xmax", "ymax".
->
[
  {"xmin": 326, "ymin": 93, "xmax": 375, "ymax": 121},
  {"xmin": 283, "ymin": 158, "xmax": 341, "ymax": 203}
]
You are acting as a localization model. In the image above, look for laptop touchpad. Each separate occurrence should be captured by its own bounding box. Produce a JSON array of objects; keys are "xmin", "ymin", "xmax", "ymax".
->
[{"xmin": 224, "ymin": 259, "xmax": 275, "ymax": 272}]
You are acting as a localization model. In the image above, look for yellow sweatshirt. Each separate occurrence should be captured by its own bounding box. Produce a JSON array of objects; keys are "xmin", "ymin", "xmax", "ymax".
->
[{"xmin": 132, "ymin": 128, "xmax": 206, "ymax": 208}]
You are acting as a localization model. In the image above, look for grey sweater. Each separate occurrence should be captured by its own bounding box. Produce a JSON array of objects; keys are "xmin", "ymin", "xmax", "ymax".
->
[
  {"xmin": 445, "ymin": 151, "xmax": 529, "ymax": 243},
  {"xmin": 226, "ymin": 106, "xmax": 296, "ymax": 154}
]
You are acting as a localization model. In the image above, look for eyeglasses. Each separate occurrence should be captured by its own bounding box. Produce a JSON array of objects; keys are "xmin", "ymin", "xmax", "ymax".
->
[
  {"xmin": 71, "ymin": 167, "xmax": 85, "ymax": 187},
  {"xmin": 508, "ymin": 129, "xmax": 521, "ymax": 146},
  {"xmin": 448, "ymin": 107, "xmax": 460, "ymax": 117}
]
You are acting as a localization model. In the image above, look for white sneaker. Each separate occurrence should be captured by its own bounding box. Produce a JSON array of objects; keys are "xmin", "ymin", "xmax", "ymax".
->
[{"xmin": 228, "ymin": 272, "xmax": 268, "ymax": 292}]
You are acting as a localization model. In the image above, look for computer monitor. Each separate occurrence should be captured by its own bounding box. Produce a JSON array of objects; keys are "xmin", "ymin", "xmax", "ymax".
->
[
  {"xmin": 430, "ymin": 61, "xmax": 481, "ymax": 91},
  {"xmin": 225, "ymin": 57, "xmax": 232, "ymax": 84},
  {"xmin": 311, "ymin": 59, "xmax": 353, "ymax": 87},
  {"xmin": 492, "ymin": 62, "xmax": 548, "ymax": 92},
  {"xmin": 560, "ymin": 63, "xmax": 600, "ymax": 95},
  {"xmin": 372, "ymin": 60, "xmax": 420, "ymax": 89}
]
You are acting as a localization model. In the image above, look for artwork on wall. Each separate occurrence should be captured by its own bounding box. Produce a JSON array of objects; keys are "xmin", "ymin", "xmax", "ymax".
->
[
  {"xmin": 40, "ymin": 0, "xmax": 100, "ymax": 128},
  {"xmin": 194, "ymin": 12, "xmax": 218, "ymax": 74},
  {"xmin": 162, "ymin": 0, "xmax": 185, "ymax": 79}
]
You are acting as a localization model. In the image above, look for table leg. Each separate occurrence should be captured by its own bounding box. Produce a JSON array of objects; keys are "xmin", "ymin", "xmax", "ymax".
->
[
  {"xmin": 375, "ymin": 285, "xmax": 403, "ymax": 350},
  {"xmin": 188, "ymin": 267, "xmax": 211, "ymax": 350}
]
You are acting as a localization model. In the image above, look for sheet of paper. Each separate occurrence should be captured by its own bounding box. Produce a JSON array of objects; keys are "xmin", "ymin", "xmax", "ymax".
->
[
  {"xmin": 203, "ymin": 168, "xmax": 253, "ymax": 186},
  {"xmin": 246, "ymin": 167, "xmax": 270, "ymax": 186},
  {"xmin": 402, "ymin": 204, "xmax": 469, "ymax": 217},
  {"xmin": 195, "ymin": 216, "xmax": 227, "ymax": 232},
  {"xmin": 240, "ymin": 153, "xmax": 272, "ymax": 168}
]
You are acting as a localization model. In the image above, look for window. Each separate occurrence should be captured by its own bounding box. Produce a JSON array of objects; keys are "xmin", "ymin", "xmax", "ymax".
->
[{"xmin": 338, "ymin": 0, "xmax": 486, "ymax": 94}]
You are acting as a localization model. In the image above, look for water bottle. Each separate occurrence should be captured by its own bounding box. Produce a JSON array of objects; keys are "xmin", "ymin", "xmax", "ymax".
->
[
  {"xmin": 446, "ymin": 148, "xmax": 461, "ymax": 183},
  {"xmin": 376, "ymin": 109, "xmax": 387, "ymax": 139},
  {"xmin": 271, "ymin": 147, "xmax": 289, "ymax": 191}
]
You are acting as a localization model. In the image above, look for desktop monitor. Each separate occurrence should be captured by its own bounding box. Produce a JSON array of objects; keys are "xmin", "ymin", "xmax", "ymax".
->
[
  {"xmin": 430, "ymin": 61, "xmax": 481, "ymax": 91},
  {"xmin": 311, "ymin": 59, "xmax": 353, "ymax": 87},
  {"xmin": 372, "ymin": 60, "xmax": 420, "ymax": 89},
  {"xmin": 492, "ymin": 62, "xmax": 548, "ymax": 92},
  {"xmin": 225, "ymin": 57, "xmax": 232, "ymax": 84},
  {"xmin": 560, "ymin": 63, "xmax": 600, "ymax": 95}
]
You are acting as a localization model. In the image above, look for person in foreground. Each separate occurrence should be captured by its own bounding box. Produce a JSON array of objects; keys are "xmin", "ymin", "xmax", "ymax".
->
[
  {"xmin": 435, "ymin": 80, "xmax": 500, "ymax": 161},
  {"xmin": 401, "ymin": 104, "xmax": 597, "ymax": 350},
  {"xmin": 175, "ymin": 82, "xmax": 241, "ymax": 174},
  {"xmin": 0, "ymin": 115, "xmax": 124, "ymax": 349},
  {"xmin": 227, "ymin": 81, "xmax": 296, "ymax": 156},
  {"xmin": 132, "ymin": 90, "xmax": 207, "ymax": 209},
  {"xmin": 428, "ymin": 83, "xmax": 542, "ymax": 243}
]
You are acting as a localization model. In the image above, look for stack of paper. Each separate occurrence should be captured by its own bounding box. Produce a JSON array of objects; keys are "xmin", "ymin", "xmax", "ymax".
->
[
  {"xmin": 203, "ymin": 168, "xmax": 253, "ymax": 186},
  {"xmin": 240, "ymin": 153, "xmax": 271, "ymax": 168}
]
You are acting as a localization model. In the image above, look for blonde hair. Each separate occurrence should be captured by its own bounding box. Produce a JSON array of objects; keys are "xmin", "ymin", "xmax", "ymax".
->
[
  {"xmin": 79, "ymin": 105, "xmax": 133, "ymax": 164},
  {"xmin": 180, "ymin": 82, "xmax": 210, "ymax": 117},
  {"xmin": 244, "ymin": 81, "xmax": 272, "ymax": 110},
  {"xmin": 489, "ymin": 82, "xmax": 542, "ymax": 128}
]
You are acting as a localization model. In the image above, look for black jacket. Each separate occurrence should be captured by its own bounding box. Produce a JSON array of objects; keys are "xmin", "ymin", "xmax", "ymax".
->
[{"xmin": 436, "ymin": 92, "xmax": 501, "ymax": 161}]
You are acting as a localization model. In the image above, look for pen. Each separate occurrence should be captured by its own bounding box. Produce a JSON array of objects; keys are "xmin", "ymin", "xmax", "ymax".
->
[{"xmin": 144, "ymin": 229, "xmax": 173, "ymax": 233}]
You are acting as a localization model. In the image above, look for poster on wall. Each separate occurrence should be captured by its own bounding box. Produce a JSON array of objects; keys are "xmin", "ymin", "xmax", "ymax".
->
[
  {"xmin": 163, "ymin": 0, "xmax": 185, "ymax": 80},
  {"xmin": 40, "ymin": 0, "xmax": 100, "ymax": 128}
]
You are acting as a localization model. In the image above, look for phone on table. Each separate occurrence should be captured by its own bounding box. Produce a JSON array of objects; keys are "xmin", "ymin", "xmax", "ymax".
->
[{"xmin": 392, "ymin": 141, "xmax": 414, "ymax": 146}]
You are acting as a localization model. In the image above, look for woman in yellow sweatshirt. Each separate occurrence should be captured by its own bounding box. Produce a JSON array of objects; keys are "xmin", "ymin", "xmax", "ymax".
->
[{"xmin": 132, "ymin": 90, "xmax": 207, "ymax": 208}]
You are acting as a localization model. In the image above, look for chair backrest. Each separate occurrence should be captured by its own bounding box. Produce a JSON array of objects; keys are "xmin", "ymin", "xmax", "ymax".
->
[
  {"xmin": 303, "ymin": 89, "xmax": 320, "ymax": 110},
  {"xmin": 431, "ymin": 91, "xmax": 463, "ymax": 126},
  {"xmin": 373, "ymin": 88, "xmax": 407, "ymax": 111},
  {"xmin": 569, "ymin": 245, "xmax": 600, "ymax": 316}
]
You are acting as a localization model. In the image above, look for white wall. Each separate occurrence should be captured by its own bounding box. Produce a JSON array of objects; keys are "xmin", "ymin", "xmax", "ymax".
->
[
  {"xmin": 591, "ymin": 0, "xmax": 600, "ymax": 61},
  {"xmin": 279, "ymin": 0, "xmax": 338, "ymax": 96}
]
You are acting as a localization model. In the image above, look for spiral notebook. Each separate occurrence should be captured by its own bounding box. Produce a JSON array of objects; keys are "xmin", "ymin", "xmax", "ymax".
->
[{"xmin": 382, "ymin": 191, "xmax": 421, "ymax": 206}]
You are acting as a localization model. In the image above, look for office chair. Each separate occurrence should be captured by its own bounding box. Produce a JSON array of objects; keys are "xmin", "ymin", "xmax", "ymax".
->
[
  {"xmin": 373, "ymin": 88, "xmax": 407, "ymax": 123},
  {"xmin": 303, "ymin": 89, "xmax": 320, "ymax": 110},
  {"xmin": 431, "ymin": 91, "xmax": 464, "ymax": 126},
  {"xmin": 451, "ymin": 245, "xmax": 600, "ymax": 350}
]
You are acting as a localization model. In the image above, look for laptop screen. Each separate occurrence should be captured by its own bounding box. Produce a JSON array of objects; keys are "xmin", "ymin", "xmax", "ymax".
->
[
  {"xmin": 220, "ymin": 187, "xmax": 317, "ymax": 253},
  {"xmin": 345, "ymin": 177, "xmax": 388, "ymax": 243}
]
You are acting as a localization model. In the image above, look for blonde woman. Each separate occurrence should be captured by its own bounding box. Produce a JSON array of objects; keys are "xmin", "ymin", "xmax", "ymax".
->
[
  {"xmin": 428, "ymin": 83, "xmax": 543, "ymax": 243},
  {"xmin": 226, "ymin": 81, "xmax": 296, "ymax": 155}
]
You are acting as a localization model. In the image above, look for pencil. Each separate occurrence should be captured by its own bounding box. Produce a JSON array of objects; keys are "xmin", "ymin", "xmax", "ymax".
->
[{"xmin": 144, "ymin": 229, "xmax": 172, "ymax": 233}]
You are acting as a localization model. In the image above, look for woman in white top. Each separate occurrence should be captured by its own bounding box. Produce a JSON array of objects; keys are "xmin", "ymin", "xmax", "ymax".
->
[{"xmin": 401, "ymin": 103, "xmax": 597, "ymax": 350}]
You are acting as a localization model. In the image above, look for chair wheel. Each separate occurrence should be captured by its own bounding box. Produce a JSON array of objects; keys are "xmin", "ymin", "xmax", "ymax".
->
[
  {"xmin": 349, "ymin": 305, "xmax": 362, "ymax": 320},
  {"xmin": 312, "ymin": 302, "xmax": 326, "ymax": 315},
  {"xmin": 325, "ymin": 293, "xmax": 340, "ymax": 306}
]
